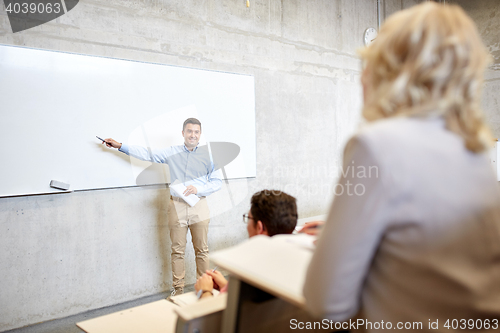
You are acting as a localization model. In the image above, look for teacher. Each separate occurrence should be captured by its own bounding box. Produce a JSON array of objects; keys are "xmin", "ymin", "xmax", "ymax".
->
[{"xmin": 104, "ymin": 118, "xmax": 222, "ymax": 299}]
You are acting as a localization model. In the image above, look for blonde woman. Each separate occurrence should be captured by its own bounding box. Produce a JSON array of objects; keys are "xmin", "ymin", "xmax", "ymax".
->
[{"xmin": 304, "ymin": 3, "xmax": 500, "ymax": 332}]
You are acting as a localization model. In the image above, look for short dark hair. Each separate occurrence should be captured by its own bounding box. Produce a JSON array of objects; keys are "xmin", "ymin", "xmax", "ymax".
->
[
  {"xmin": 183, "ymin": 118, "xmax": 202, "ymax": 131},
  {"xmin": 250, "ymin": 190, "xmax": 298, "ymax": 236}
]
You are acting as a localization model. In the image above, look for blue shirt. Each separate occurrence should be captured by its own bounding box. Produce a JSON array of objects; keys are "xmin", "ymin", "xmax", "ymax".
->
[{"xmin": 119, "ymin": 143, "xmax": 222, "ymax": 198}]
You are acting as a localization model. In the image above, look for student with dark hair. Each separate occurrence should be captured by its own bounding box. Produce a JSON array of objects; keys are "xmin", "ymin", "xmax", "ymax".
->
[
  {"xmin": 194, "ymin": 190, "xmax": 298, "ymax": 299},
  {"xmin": 246, "ymin": 189, "xmax": 298, "ymax": 237}
]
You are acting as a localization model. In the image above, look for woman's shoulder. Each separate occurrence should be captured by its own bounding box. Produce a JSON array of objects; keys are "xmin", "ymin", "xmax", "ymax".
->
[
  {"xmin": 358, "ymin": 116, "xmax": 444, "ymax": 136},
  {"xmin": 354, "ymin": 117, "xmax": 450, "ymax": 147},
  {"xmin": 346, "ymin": 116, "xmax": 461, "ymax": 166}
]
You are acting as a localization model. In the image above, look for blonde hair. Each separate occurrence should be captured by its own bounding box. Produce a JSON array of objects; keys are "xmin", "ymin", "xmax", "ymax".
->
[{"xmin": 359, "ymin": 2, "xmax": 493, "ymax": 153}]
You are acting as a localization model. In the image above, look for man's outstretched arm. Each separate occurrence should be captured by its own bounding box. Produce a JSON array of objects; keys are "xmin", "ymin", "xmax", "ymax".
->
[{"xmin": 103, "ymin": 138, "xmax": 170, "ymax": 164}]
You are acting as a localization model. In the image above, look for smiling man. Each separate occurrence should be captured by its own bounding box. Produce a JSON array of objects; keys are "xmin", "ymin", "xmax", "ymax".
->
[{"xmin": 103, "ymin": 118, "xmax": 222, "ymax": 298}]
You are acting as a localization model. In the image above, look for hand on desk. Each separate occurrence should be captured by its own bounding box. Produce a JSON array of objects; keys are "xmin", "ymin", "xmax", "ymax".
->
[
  {"xmin": 194, "ymin": 270, "xmax": 228, "ymax": 300},
  {"xmin": 298, "ymin": 221, "xmax": 324, "ymax": 236},
  {"xmin": 206, "ymin": 270, "xmax": 228, "ymax": 291},
  {"xmin": 195, "ymin": 274, "xmax": 212, "ymax": 292},
  {"xmin": 195, "ymin": 274, "xmax": 214, "ymax": 299}
]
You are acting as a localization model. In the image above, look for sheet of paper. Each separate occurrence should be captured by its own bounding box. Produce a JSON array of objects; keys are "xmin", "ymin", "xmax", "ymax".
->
[
  {"xmin": 274, "ymin": 233, "xmax": 317, "ymax": 251},
  {"xmin": 169, "ymin": 290, "xmax": 220, "ymax": 307},
  {"xmin": 169, "ymin": 182, "xmax": 200, "ymax": 207}
]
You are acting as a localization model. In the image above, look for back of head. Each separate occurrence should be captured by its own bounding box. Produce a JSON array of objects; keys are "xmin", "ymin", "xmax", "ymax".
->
[
  {"xmin": 250, "ymin": 190, "xmax": 298, "ymax": 236},
  {"xmin": 359, "ymin": 2, "xmax": 493, "ymax": 153}
]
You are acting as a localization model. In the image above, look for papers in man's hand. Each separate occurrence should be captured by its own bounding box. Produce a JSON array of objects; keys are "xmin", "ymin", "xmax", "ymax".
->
[{"xmin": 170, "ymin": 183, "xmax": 200, "ymax": 207}]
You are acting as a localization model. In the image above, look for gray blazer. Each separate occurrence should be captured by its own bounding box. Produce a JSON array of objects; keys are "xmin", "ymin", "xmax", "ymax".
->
[{"xmin": 304, "ymin": 117, "xmax": 500, "ymax": 332}]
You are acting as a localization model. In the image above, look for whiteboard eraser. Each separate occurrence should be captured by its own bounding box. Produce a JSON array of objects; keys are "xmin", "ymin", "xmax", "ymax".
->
[{"xmin": 50, "ymin": 180, "xmax": 70, "ymax": 191}]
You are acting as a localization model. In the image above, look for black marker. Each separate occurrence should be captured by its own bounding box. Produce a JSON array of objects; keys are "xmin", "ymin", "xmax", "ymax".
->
[{"xmin": 96, "ymin": 136, "xmax": 106, "ymax": 143}]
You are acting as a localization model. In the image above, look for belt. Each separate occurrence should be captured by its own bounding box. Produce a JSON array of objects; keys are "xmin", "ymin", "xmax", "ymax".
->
[{"xmin": 170, "ymin": 195, "xmax": 205, "ymax": 201}]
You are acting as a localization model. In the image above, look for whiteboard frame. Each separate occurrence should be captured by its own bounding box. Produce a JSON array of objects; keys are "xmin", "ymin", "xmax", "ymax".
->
[{"xmin": 0, "ymin": 44, "xmax": 256, "ymax": 197}]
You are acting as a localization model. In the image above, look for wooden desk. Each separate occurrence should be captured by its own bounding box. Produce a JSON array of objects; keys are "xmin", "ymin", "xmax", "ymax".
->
[
  {"xmin": 76, "ymin": 294, "xmax": 227, "ymax": 333},
  {"xmin": 76, "ymin": 300, "xmax": 178, "ymax": 333}
]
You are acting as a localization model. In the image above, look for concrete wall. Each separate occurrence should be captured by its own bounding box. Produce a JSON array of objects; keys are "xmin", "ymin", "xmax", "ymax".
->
[
  {"xmin": 450, "ymin": 0, "xmax": 500, "ymax": 138},
  {"xmin": 0, "ymin": 0, "xmax": 376, "ymax": 330},
  {"xmin": 384, "ymin": 0, "xmax": 422, "ymax": 24},
  {"xmin": 2, "ymin": 0, "xmax": 497, "ymax": 331}
]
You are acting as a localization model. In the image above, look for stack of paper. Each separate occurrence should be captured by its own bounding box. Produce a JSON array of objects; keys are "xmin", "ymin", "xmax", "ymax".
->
[{"xmin": 169, "ymin": 182, "xmax": 200, "ymax": 207}]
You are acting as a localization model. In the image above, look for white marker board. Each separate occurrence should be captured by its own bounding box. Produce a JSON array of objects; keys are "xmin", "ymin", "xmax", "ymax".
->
[{"xmin": 0, "ymin": 45, "xmax": 256, "ymax": 197}]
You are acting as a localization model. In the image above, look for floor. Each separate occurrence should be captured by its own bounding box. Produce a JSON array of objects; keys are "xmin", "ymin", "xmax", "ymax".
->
[{"xmin": 3, "ymin": 285, "xmax": 195, "ymax": 333}]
